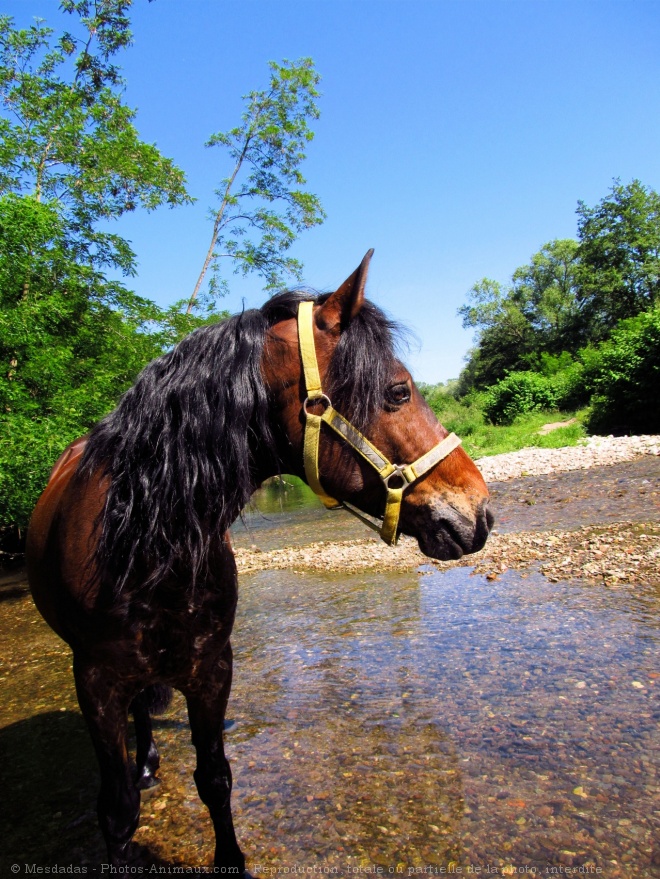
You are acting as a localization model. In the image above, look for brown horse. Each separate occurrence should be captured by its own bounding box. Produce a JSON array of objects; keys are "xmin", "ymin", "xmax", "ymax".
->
[{"xmin": 27, "ymin": 252, "xmax": 492, "ymax": 873}]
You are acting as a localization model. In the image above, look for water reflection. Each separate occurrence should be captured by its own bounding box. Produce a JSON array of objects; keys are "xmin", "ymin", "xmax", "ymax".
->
[{"xmin": 231, "ymin": 476, "xmax": 367, "ymax": 550}]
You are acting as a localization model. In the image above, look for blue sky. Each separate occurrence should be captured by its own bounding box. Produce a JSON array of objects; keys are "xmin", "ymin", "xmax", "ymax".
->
[{"xmin": 6, "ymin": 0, "xmax": 660, "ymax": 382}]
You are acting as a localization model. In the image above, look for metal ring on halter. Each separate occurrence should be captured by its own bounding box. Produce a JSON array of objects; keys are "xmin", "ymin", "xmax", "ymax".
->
[
  {"xmin": 381, "ymin": 464, "xmax": 413, "ymax": 490},
  {"xmin": 303, "ymin": 394, "xmax": 332, "ymax": 415}
]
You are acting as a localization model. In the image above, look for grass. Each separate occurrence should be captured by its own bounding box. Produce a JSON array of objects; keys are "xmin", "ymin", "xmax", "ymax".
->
[{"xmin": 427, "ymin": 392, "xmax": 590, "ymax": 459}]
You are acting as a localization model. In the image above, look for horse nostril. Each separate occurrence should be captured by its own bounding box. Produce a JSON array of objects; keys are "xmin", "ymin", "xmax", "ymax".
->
[{"xmin": 473, "ymin": 499, "xmax": 494, "ymax": 551}]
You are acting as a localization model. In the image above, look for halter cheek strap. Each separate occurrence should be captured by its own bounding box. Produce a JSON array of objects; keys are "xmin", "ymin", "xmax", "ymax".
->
[{"xmin": 297, "ymin": 300, "xmax": 462, "ymax": 545}]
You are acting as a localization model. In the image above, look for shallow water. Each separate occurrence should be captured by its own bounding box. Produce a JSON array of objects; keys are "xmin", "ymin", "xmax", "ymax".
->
[
  {"xmin": 231, "ymin": 477, "xmax": 366, "ymax": 551},
  {"xmin": 2, "ymin": 464, "xmax": 659, "ymax": 876}
]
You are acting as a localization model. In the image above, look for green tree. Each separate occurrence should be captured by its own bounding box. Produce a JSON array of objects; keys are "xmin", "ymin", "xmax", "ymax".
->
[
  {"xmin": 187, "ymin": 58, "xmax": 325, "ymax": 313},
  {"xmin": 0, "ymin": 2, "xmax": 190, "ymax": 273},
  {"xmin": 510, "ymin": 238, "xmax": 582, "ymax": 352},
  {"xmin": 458, "ymin": 240, "xmax": 583, "ymax": 391},
  {"xmin": 576, "ymin": 179, "xmax": 660, "ymax": 337},
  {"xmin": 586, "ymin": 306, "xmax": 660, "ymax": 434},
  {"xmin": 0, "ymin": 2, "xmax": 192, "ymax": 537},
  {"xmin": 0, "ymin": 194, "xmax": 167, "ymax": 530},
  {"xmin": 457, "ymin": 278, "xmax": 534, "ymax": 387}
]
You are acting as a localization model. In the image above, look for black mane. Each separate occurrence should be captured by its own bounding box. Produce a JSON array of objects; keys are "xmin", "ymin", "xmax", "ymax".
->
[{"xmin": 81, "ymin": 289, "xmax": 401, "ymax": 594}]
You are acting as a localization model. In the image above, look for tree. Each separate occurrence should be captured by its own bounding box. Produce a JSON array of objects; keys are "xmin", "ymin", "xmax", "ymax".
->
[
  {"xmin": 0, "ymin": 1, "xmax": 190, "ymax": 275},
  {"xmin": 510, "ymin": 239, "xmax": 582, "ymax": 352},
  {"xmin": 458, "ymin": 278, "xmax": 537, "ymax": 388},
  {"xmin": 0, "ymin": 2, "xmax": 192, "ymax": 538},
  {"xmin": 586, "ymin": 306, "xmax": 660, "ymax": 434},
  {"xmin": 576, "ymin": 179, "xmax": 660, "ymax": 337},
  {"xmin": 187, "ymin": 58, "xmax": 325, "ymax": 313},
  {"xmin": 458, "ymin": 240, "xmax": 583, "ymax": 391}
]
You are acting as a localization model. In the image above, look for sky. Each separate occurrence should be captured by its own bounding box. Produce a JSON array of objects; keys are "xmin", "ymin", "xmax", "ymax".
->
[{"xmin": 5, "ymin": 0, "xmax": 660, "ymax": 383}]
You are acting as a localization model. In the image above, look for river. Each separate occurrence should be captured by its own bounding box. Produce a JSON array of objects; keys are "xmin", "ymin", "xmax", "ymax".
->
[{"xmin": 1, "ymin": 462, "xmax": 659, "ymax": 877}]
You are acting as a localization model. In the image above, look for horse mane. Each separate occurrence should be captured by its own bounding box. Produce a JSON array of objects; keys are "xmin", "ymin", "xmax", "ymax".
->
[{"xmin": 80, "ymin": 288, "xmax": 401, "ymax": 595}]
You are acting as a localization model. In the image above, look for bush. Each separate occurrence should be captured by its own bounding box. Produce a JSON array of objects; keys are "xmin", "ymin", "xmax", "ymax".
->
[
  {"xmin": 483, "ymin": 371, "xmax": 557, "ymax": 425},
  {"xmin": 550, "ymin": 359, "xmax": 590, "ymax": 410},
  {"xmin": 586, "ymin": 307, "xmax": 660, "ymax": 433}
]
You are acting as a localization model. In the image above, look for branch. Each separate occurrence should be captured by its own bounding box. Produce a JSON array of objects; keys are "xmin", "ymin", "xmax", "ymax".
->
[{"xmin": 186, "ymin": 137, "xmax": 251, "ymax": 313}]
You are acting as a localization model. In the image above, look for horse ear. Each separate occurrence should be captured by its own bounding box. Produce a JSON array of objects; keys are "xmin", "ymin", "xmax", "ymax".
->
[{"xmin": 316, "ymin": 249, "xmax": 374, "ymax": 332}]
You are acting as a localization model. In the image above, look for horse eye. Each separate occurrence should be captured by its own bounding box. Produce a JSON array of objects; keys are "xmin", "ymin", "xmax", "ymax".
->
[{"xmin": 385, "ymin": 383, "xmax": 411, "ymax": 406}]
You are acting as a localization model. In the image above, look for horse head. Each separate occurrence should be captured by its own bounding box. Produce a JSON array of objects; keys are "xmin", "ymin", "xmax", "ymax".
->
[{"xmin": 262, "ymin": 251, "xmax": 493, "ymax": 560}]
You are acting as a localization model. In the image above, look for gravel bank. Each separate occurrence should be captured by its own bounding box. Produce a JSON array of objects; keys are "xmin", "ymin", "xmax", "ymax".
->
[
  {"xmin": 475, "ymin": 433, "xmax": 660, "ymax": 482},
  {"xmin": 235, "ymin": 523, "xmax": 660, "ymax": 586},
  {"xmin": 235, "ymin": 436, "xmax": 660, "ymax": 583}
]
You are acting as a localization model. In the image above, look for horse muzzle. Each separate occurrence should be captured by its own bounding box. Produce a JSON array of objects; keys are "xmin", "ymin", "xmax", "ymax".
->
[{"xmin": 413, "ymin": 498, "xmax": 494, "ymax": 561}]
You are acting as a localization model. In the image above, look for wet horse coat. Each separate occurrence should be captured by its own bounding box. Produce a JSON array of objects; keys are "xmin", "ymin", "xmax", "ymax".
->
[{"xmin": 27, "ymin": 253, "xmax": 492, "ymax": 871}]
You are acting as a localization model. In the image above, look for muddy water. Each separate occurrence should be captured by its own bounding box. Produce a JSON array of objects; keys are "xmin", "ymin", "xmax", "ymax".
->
[{"xmin": 1, "ymin": 461, "xmax": 659, "ymax": 877}]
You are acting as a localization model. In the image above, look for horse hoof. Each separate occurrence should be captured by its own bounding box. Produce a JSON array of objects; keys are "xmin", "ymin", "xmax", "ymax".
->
[
  {"xmin": 109, "ymin": 841, "xmax": 133, "ymax": 867},
  {"xmin": 136, "ymin": 774, "xmax": 161, "ymax": 794}
]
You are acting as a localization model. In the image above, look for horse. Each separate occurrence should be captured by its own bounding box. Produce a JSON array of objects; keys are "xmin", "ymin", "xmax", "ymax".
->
[{"xmin": 26, "ymin": 251, "xmax": 493, "ymax": 873}]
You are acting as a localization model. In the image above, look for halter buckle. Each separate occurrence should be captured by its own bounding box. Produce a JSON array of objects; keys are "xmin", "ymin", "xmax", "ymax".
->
[
  {"xmin": 303, "ymin": 394, "xmax": 332, "ymax": 415},
  {"xmin": 381, "ymin": 464, "xmax": 413, "ymax": 491}
]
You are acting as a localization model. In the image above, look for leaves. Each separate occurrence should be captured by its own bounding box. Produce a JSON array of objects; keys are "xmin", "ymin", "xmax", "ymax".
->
[
  {"xmin": 188, "ymin": 58, "xmax": 325, "ymax": 310},
  {"xmin": 0, "ymin": 6, "xmax": 197, "ymax": 533},
  {"xmin": 0, "ymin": 5, "xmax": 192, "ymax": 273},
  {"xmin": 577, "ymin": 179, "xmax": 660, "ymax": 336},
  {"xmin": 458, "ymin": 180, "xmax": 660, "ymax": 416}
]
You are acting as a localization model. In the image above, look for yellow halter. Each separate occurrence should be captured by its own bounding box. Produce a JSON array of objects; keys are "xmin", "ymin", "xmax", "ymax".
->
[{"xmin": 298, "ymin": 300, "xmax": 462, "ymax": 545}]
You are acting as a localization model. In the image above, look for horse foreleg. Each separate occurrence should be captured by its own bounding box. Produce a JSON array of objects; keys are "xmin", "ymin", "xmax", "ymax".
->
[
  {"xmin": 74, "ymin": 658, "xmax": 140, "ymax": 866},
  {"xmin": 131, "ymin": 688, "xmax": 162, "ymax": 791},
  {"xmin": 185, "ymin": 648, "xmax": 245, "ymax": 874}
]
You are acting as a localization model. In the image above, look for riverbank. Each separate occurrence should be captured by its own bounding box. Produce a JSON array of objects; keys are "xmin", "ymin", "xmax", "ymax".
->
[
  {"xmin": 475, "ymin": 433, "xmax": 660, "ymax": 482},
  {"xmin": 234, "ymin": 435, "xmax": 660, "ymax": 583}
]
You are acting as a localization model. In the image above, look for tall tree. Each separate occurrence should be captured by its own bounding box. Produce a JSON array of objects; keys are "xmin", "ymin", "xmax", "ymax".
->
[
  {"xmin": 0, "ymin": 2, "xmax": 191, "ymax": 536},
  {"xmin": 0, "ymin": 1, "xmax": 190, "ymax": 275},
  {"xmin": 458, "ymin": 240, "xmax": 582, "ymax": 390},
  {"xmin": 458, "ymin": 278, "xmax": 536, "ymax": 387},
  {"xmin": 511, "ymin": 238, "xmax": 582, "ymax": 351},
  {"xmin": 187, "ymin": 58, "xmax": 325, "ymax": 313},
  {"xmin": 576, "ymin": 179, "xmax": 660, "ymax": 337}
]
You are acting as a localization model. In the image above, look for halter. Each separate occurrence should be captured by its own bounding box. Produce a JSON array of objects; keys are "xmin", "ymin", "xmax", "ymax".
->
[{"xmin": 298, "ymin": 300, "xmax": 462, "ymax": 545}]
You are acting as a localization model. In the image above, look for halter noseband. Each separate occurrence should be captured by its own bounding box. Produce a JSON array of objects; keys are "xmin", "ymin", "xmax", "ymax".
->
[{"xmin": 298, "ymin": 300, "xmax": 462, "ymax": 545}]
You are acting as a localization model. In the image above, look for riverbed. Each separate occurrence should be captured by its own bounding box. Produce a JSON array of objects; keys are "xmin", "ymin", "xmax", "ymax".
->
[{"xmin": 1, "ymin": 446, "xmax": 659, "ymax": 877}]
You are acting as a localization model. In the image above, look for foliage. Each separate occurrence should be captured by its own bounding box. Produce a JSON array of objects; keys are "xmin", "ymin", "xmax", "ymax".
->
[
  {"xmin": 420, "ymin": 381, "xmax": 587, "ymax": 458},
  {"xmin": 458, "ymin": 180, "xmax": 660, "ymax": 401},
  {"xmin": 0, "ymin": 194, "xmax": 168, "ymax": 529},
  {"xmin": 457, "ymin": 277, "xmax": 535, "ymax": 385},
  {"xmin": 0, "ymin": 2, "xmax": 191, "ymax": 273},
  {"xmin": 577, "ymin": 179, "xmax": 660, "ymax": 338},
  {"xmin": 483, "ymin": 371, "xmax": 558, "ymax": 426},
  {"xmin": 458, "ymin": 239, "xmax": 582, "ymax": 389},
  {"xmin": 0, "ymin": 4, "xmax": 196, "ymax": 536},
  {"xmin": 585, "ymin": 306, "xmax": 660, "ymax": 434},
  {"xmin": 188, "ymin": 58, "xmax": 325, "ymax": 311},
  {"xmin": 510, "ymin": 238, "xmax": 583, "ymax": 352}
]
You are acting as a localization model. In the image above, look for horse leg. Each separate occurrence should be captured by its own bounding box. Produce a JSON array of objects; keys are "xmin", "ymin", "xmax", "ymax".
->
[
  {"xmin": 131, "ymin": 691, "xmax": 160, "ymax": 791},
  {"xmin": 131, "ymin": 685, "xmax": 171, "ymax": 791},
  {"xmin": 73, "ymin": 658, "xmax": 140, "ymax": 866},
  {"xmin": 185, "ymin": 648, "xmax": 245, "ymax": 874}
]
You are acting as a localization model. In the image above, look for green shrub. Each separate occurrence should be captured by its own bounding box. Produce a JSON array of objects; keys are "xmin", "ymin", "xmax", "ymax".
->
[
  {"xmin": 550, "ymin": 359, "xmax": 591, "ymax": 410},
  {"xmin": 538, "ymin": 351, "xmax": 576, "ymax": 377},
  {"xmin": 483, "ymin": 371, "xmax": 557, "ymax": 425},
  {"xmin": 586, "ymin": 307, "xmax": 660, "ymax": 433}
]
